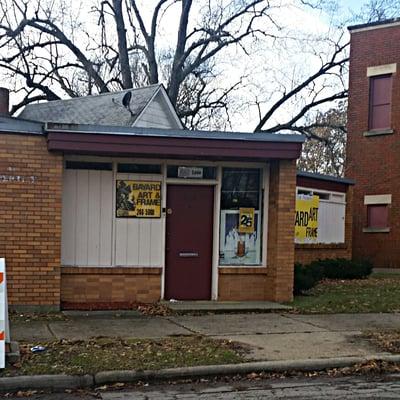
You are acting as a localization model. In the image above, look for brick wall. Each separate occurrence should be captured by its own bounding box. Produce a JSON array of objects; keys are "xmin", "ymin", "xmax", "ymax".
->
[
  {"xmin": 347, "ymin": 24, "xmax": 400, "ymax": 268},
  {"xmin": 265, "ymin": 159, "xmax": 297, "ymax": 302},
  {"xmin": 295, "ymin": 186, "xmax": 353, "ymax": 264},
  {"xmin": 218, "ymin": 268, "xmax": 267, "ymax": 301},
  {"xmin": 0, "ymin": 133, "xmax": 62, "ymax": 310},
  {"xmin": 61, "ymin": 267, "xmax": 161, "ymax": 309}
]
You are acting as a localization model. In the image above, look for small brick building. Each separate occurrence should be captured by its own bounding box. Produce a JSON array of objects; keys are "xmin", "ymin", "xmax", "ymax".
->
[
  {"xmin": 347, "ymin": 19, "xmax": 400, "ymax": 268},
  {"xmin": 0, "ymin": 85, "xmax": 354, "ymax": 310},
  {"xmin": 0, "ymin": 88, "xmax": 309, "ymax": 310}
]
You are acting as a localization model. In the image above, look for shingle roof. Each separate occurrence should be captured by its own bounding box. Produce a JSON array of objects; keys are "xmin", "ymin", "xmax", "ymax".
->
[
  {"xmin": 45, "ymin": 122, "xmax": 306, "ymax": 143},
  {"xmin": 297, "ymin": 171, "xmax": 354, "ymax": 185},
  {"xmin": 18, "ymin": 85, "xmax": 161, "ymax": 126}
]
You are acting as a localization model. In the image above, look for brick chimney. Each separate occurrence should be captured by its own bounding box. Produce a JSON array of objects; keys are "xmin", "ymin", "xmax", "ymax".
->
[{"xmin": 0, "ymin": 87, "xmax": 9, "ymax": 115}]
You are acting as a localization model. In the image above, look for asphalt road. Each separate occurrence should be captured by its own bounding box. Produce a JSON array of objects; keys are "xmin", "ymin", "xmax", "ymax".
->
[{"xmin": 6, "ymin": 374, "xmax": 400, "ymax": 399}]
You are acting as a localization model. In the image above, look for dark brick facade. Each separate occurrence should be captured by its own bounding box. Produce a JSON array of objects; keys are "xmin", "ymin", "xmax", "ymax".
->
[{"xmin": 347, "ymin": 22, "xmax": 400, "ymax": 268}]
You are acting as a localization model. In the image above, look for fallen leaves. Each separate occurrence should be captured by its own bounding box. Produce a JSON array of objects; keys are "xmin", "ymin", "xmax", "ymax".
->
[{"xmin": 362, "ymin": 330, "xmax": 400, "ymax": 354}]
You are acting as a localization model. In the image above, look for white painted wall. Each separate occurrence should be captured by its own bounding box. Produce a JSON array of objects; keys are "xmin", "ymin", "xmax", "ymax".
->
[
  {"xmin": 61, "ymin": 169, "xmax": 113, "ymax": 266},
  {"xmin": 114, "ymin": 173, "xmax": 164, "ymax": 267}
]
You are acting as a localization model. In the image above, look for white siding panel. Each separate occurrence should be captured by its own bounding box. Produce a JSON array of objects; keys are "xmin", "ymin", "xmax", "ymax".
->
[
  {"xmin": 61, "ymin": 170, "xmax": 77, "ymax": 265},
  {"xmin": 62, "ymin": 168, "xmax": 113, "ymax": 266},
  {"xmin": 75, "ymin": 170, "xmax": 89, "ymax": 265},
  {"xmin": 150, "ymin": 217, "xmax": 163, "ymax": 266},
  {"xmin": 99, "ymin": 171, "xmax": 113, "ymax": 265},
  {"xmin": 126, "ymin": 217, "xmax": 140, "ymax": 265},
  {"xmin": 87, "ymin": 171, "xmax": 101, "ymax": 265},
  {"xmin": 115, "ymin": 218, "xmax": 128, "ymax": 266},
  {"xmin": 135, "ymin": 94, "xmax": 178, "ymax": 129}
]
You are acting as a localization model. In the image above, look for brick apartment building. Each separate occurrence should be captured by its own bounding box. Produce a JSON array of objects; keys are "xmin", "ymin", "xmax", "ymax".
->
[{"xmin": 347, "ymin": 18, "xmax": 400, "ymax": 268}]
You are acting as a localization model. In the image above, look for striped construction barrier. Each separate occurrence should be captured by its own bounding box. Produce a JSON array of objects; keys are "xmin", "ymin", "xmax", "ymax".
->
[{"xmin": 0, "ymin": 259, "xmax": 6, "ymax": 369}]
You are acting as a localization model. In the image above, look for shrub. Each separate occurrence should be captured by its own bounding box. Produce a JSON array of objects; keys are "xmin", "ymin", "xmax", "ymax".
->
[
  {"xmin": 314, "ymin": 258, "xmax": 373, "ymax": 280},
  {"xmin": 293, "ymin": 258, "xmax": 374, "ymax": 295},
  {"xmin": 293, "ymin": 262, "xmax": 323, "ymax": 295}
]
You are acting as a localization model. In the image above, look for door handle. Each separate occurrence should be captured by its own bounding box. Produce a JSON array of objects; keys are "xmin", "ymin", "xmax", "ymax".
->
[{"xmin": 179, "ymin": 252, "xmax": 199, "ymax": 257}]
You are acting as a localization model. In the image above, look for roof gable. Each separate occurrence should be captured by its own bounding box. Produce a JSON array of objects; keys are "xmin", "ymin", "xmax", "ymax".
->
[{"xmin": 134, "ymin": 86, "xmax": 183, "ymax": 129}]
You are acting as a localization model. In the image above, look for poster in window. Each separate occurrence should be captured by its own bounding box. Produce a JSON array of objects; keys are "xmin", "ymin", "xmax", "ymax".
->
[
  {"xmin": 238, "ymin": 208, "xmax": 255, "ymax": 233},
  {"xmin": 116, "ymin": 180, "xmax": 161, "ymax": 218},
  {"xmin": 219, "ymin": 211, "xmax": 261, "ymax": 265},
  {"xmin": 295, "ymin": 195, "xmax": 319, "ymax": 243}
]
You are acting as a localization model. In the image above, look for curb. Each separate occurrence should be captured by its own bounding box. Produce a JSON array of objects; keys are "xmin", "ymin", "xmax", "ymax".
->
[
  {"xmin": 0, "ymin": 374, "xmax": 93, "ymax": 392},
  {"xmin": 1, "ymin": 355, "xmax": 400, "ymax": 393}
]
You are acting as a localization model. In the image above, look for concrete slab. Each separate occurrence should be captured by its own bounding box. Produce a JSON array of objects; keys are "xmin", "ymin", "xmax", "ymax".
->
[
  {"xmin": 216, "ymin": 331, "xmax": 390, "ymax": 361},
  {"xmin": 169, "ymin": 313, "xmax": 328, "ymax": 335},
  {"xmin": 164, "ymin": 301, "xmax": 291, "ymax": 313},
  {"xmin": 10, "ymin": 321, "xmax": 54, "ymax": 342},
  {"xmin": 288, "ymin": 313, "xmax": 400, "ymax": 332},
  {"xmin": 48, "ymin": 317, "xmax": 191, "ymax": 340}
]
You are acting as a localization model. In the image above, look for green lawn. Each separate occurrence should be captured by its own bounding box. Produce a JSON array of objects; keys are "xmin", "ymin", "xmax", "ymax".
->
[
  {"xmin": 2, "ymin": 337, "xmax": 245, "ymax": 377},
  {"xmin": 291, "ymin": 274, "xmax": 400, "ymax": 313}
]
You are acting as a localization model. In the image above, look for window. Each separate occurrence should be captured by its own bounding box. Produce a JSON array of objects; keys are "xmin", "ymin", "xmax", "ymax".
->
[
  {"xmin": 65, "ymin": 161, "xmax": 112, "ymax": 170},
  {"xmin": 221, "ymin": 168, "xmax": 260, "ymax": 209},
  {"xmin": 369, "ymin": 74, "xmax": 392, "ymax": 130},
  {"xmin": 219, "ymin": 168, "xmax": 263, "ymax": 266},
  {"xmin": 367, "ymin": 205, "xmax": 388, "ymax": 229},
  {"xmin": 295, "ymin": 187, "xmax": 346, "ymax": 244},
  {"xmin": 117, "ymin": 163, "xmax": 161, "ymax": 174},
  {"xmin": 364, "ymin": 194, "xmax": 391, "ymax": 232}
]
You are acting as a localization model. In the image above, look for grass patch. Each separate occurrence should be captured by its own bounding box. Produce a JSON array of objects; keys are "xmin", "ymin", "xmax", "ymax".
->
[
  {"xmin": 290, "ymin": 274, "xmax": 400, "ymax": 313},
  {"xmin": 2, "ymin": 336, "xmax": 245, "ymax": 377},
  {"xmin": 363, "ymin": 330, "xmax": 400, "ymax": 354}
]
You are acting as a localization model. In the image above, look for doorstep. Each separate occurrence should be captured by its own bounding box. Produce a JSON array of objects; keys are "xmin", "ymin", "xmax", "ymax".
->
[{"xmin": 162, "ymin": 300, "xmax": 292, "ymax": 313}]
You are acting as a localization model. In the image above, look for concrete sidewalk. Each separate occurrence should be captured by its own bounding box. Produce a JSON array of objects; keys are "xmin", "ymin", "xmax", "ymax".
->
[{"xmin": 10, "ymin": 312, "xmax": 400, "ymax": 361}]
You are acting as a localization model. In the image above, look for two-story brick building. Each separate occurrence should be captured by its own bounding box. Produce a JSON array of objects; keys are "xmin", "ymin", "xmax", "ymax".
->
[{"xmin": 347, "ymin": 18, "xmax": 400, "ymax": 268}]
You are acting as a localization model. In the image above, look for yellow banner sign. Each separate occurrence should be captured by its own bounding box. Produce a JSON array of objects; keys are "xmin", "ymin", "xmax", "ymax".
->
[
  {"xmin": 238, "ymin": 208, "xmax": 255, "ymax": 233},
  {"xmin": 295, "ymin": 195, "xmax": 319, "ymax": 242},
  {"xmin": 116, "ymin": 180, "xmax": 161, "ymax": 218}
]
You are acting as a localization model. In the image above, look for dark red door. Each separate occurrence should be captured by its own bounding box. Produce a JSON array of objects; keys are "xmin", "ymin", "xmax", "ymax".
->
[{"xmin": 165, "ymin": 185, "xmax": 214, "ymax": 300}]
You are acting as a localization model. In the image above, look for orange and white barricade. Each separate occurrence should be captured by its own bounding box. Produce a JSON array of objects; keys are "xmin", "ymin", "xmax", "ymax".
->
[{"xmin": 0, "ymin": 258, "xmax": 7, "ymax": 369}]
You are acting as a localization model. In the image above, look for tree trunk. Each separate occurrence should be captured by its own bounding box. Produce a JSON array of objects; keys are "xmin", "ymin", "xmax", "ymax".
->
[{"xmin": 112, "ymin": 0, "xmax": 133, "ymax": 89}]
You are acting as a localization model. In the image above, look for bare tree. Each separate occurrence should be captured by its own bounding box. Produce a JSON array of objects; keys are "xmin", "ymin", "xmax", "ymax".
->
[
  {"xmin": 0, "ymin": 0, "xmax": 272, "ymax": 123},
  {"xmin": 355, "ymin": 0, "xmax": 400, "ymax": 22},
  {"xmin": 297, "ymin": 102, "xmax": 347, "ymax": 177},
  {"xmin": 0, "ymin": 0, "xmax": 353, "ymax": 131}
]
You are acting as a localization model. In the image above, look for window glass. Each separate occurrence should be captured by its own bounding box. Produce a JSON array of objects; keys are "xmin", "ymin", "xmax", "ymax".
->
[
  {"xmin": 219, "ymin": 168, "xmax": 262, "ymax": 266},
  {"xmin": 369, "ymin": 75, "xmax": 392, "ymax": 130},
  {"xmin": 118, "ymin": 163, "xmax": 161, "ymax": 174},
  {"xmin": 221, "ymin": 168, "xmax": 260, "ymax": 209},
  {"xmin": 65, "ymin": 161, "xmax": 112, "ymax": 170},
  {"xmin": 367, "ymin": 204, "xmax": 388, "ymax": 228}
]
